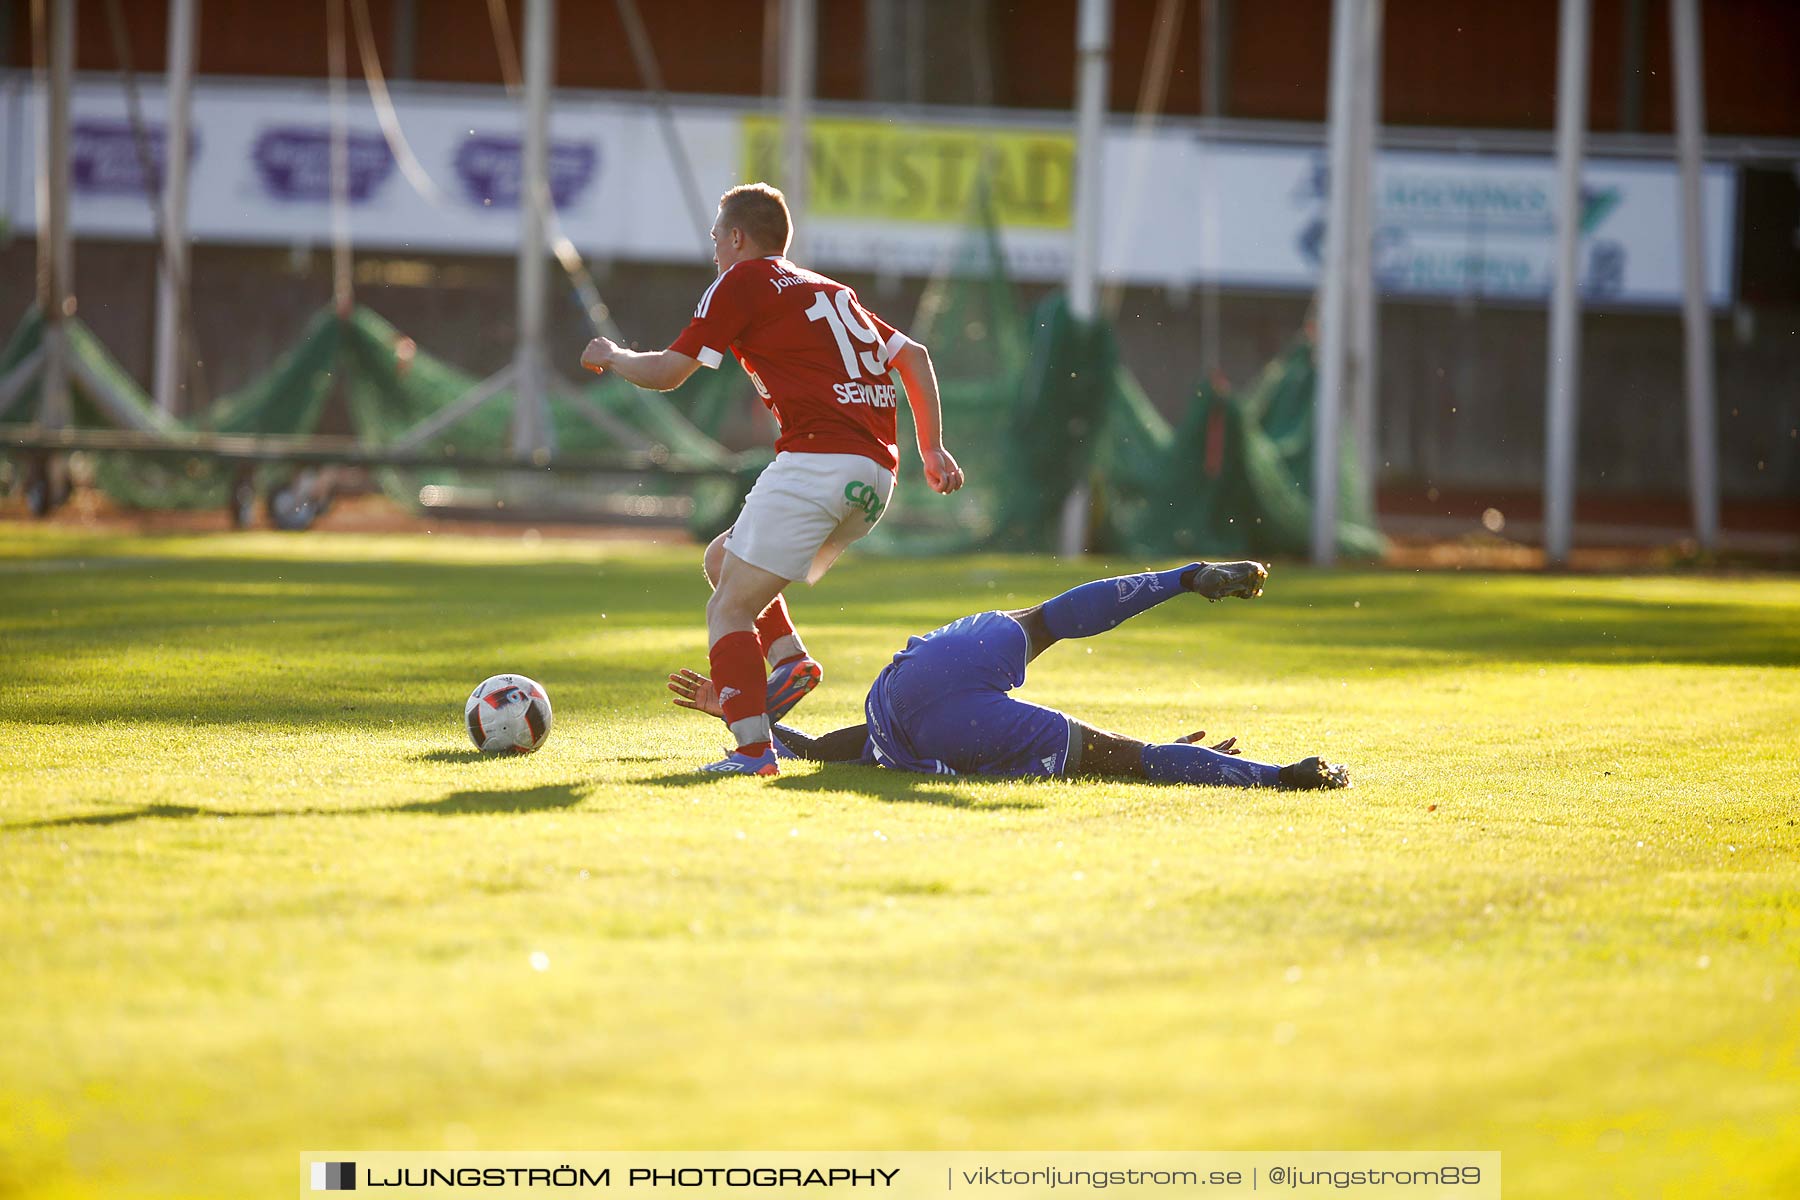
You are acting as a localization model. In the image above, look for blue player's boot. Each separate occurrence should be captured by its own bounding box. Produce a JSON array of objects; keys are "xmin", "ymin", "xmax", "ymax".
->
[
  {"xmin": 1188, "ymin": 560, "xmax": 1269, "ymax": 601},
  {"xmin": 1277, "ymin": 756, "xmax": 1351, "ymax": 790},
  {"xmin": 699, "ymin": 746, "xmax": 780, "ymax": 776},
  {"xmin": 765, "ymin": 656, "xmax": 823, "ymax": 721},
  {"xmin": 768, "ymin": 726, "xmax": 801, "ymax": 760}
]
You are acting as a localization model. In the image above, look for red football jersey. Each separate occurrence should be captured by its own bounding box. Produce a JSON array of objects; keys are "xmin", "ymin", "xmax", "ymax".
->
[{"xmin": 668, "ymin": 256, "xmax": 911, "ymax": 472}]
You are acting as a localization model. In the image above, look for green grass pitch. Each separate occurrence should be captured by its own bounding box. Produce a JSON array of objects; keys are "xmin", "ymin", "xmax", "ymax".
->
[{"xmin": 2, "ymin": 524, "xmax": 1797, "ymax": 1199}]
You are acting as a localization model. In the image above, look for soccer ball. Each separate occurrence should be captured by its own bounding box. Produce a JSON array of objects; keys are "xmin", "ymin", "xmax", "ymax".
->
[{"xmin": 464, "ymin": 674, "xmax": 553, "ymax": 755}]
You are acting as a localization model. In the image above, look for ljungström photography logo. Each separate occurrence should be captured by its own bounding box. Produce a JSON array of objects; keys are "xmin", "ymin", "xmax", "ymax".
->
[{"xmin": 311, "ymin": 1161, "xmax": 356, "ymax": 1191}]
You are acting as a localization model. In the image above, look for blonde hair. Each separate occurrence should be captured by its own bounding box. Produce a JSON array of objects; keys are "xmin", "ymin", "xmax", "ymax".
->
[{"xmin": 718, "ymin": 182, "xmax": 792, "ymax": 254}]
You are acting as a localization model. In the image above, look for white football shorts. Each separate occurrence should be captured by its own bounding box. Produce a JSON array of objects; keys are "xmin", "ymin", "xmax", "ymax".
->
[{"xmin": 724, "ymin": 451, "xmax": 896, "ymax": 584}]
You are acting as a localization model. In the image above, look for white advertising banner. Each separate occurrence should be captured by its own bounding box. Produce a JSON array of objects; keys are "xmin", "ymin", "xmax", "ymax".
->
[
  {"xmin": 0, "ymin": 77, "xmax": 738, "ymax": 264},
  {"xmin": 1102, "ymin": 134, "xmax": 1737, "ymax": 305},
  {"xmin": 0, "ymin": 75, "xmax": 1737, "ymax": 307}
]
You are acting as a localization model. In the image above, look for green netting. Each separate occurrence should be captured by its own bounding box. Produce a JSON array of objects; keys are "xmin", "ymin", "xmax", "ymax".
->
[
  {"xmin": 871, "ymin": 264, "xmax": 1383, "ymax": 561},
  {"xmin": 328, "ymin": 307, "xmax": 741, "ymax": 516},
  {"xmin": 857, "ymin": 192, "xmax": 1033, "ymax": 557},
  {"xmin": 199, "ymin": 307, "xmax": 341, "ymax": 437},
  {"xmin": 1, "ymin": 302, "xmax": 742, "ymax": 512},
  {"xmin": 985, "ymin": 294, "xmax": 1115, "ymax": 552},
  {"xmin": 334, "ymin": 307, "xmax": 725, "ymax": 467},
  {"xmin": 1094, "ymin": 332, "xmax": 1384, "ymax": 561},
  {"xmin": 5, "ymin": 254, "xmax": 1384, "ymax": 558},
  {"xmin": 0, "ymin": 306, "xmax": 182, "ymax": 437},
  {"xmin": 0, "ymin": 306, "xmax": 47, "ymax": 423},
  {"xmin": 0, "ymin": 306, "xmax": 217, "ymax": 506},
  {"xmin": 842, "ymin": 177, "xmax": 1384, "ymax": 560}
]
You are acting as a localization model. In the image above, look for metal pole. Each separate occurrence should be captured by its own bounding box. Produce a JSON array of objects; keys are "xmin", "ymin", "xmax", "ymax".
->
[
  {"xmin": 391, "ymin": 0, "xmax": 417, "ymax": 81},
  {"xmin": 1068, "ymin": 0, "xmax": 1109, "ymax": 322},
  {"xmin": 32, "ymin": 0, "xmax": 47, "ymax": 307},
  {"xmin": 1543, "ymin": 0, "xmax": 1590, "ymax": 567},
  {"xmin": 1198, "ymin": 0, "xmax": 1224, "ymax": 377},
  {"xmin": 762, "ymin": 0, "xmax": 779, "ymax": 98},
  {"xmin": 1310, "ymin": 0, "xmax": 1358, "ymax": 567},
  {"xmin": 1201, "ymin": 0, "xmax": 1228, "ymax": 120},
  {"xmin": 1620, "ymin": 0, "xmax": 1645, "ymax": 133},
  {"xmin": 1671, "ymin": 0, "xmax": 1719, "ymax": 551},
  {"xmin": 1347, "ymin": 0, "xmax": 1383, "ymax": 522},
  {"xmin": 865, "ymin": 0, "xmax": 899, "ymax": 101},
  {"xmin": 326, "ymin": 0, "xmax": 353, "ymax": 315},
  {"xmin": 153, "ymin": 0, "xmax": 195, "ymax": 415},
  {"xmin": 1101, "ymin": 0, "xmax": 1180, "ymax": 319},
  {"xmin": 780, "ymin": 0, "xmax": 814, "ymax": 257},
  {"xmin": 40, "ymin": 0, "xmax": 74, "ymax": 429},
  {"xmin": 511, "ymin": 0, "xmax": 554, "ymax": 459},
  {"xmin": 1059, "ymin": 0, "xmax": 1110, "ymax": 558}
]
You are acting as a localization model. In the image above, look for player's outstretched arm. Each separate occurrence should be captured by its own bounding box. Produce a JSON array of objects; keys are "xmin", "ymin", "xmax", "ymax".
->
[
  {"xmin": 890, "ymin": 340, "xmax": 964, "ymax": 495},
  {"xmin": 581, "ymin": 336, "xmax": 701, "ymax": 392},
  {"xmin": 668, "ymin": 670, "xmax": 867, "ymax": 763},
  {"xmin": 770, "ymin": 722, "xmax": 870, "ymax": 763}
]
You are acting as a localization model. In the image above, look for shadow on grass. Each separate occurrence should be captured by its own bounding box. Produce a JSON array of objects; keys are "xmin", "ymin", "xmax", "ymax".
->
[
  {"xmin": 21, "ymin": 802, "xmax": 211, "ymax": 827},
  {"xmin": 392, "ymin": 784, "xmax": 589, "ymax": 815},
  {"xmin": 633, "ymin": 764, "xmax": 1044, "ymax": 810},
  {"xmin": 410, "ymin": 748, "xmax": 503, "ymax": 764},
  {"xmin": 774, "ymin": 766, "xmax": 1047, "ymax": 810},
  {"xmin": 7, "ymin": 783, "xmax": 591, "ymax": 830},
  {"xmin": 7, "ymin": 552, "xmax": 1798, "ymax": 733}
]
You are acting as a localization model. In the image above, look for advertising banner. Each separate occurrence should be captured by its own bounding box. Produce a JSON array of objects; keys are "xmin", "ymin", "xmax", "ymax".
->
[
  {"xmin": 0, "ymin": 75, "xmax": 1737, "ymax": 307},
  {"xmin": 1, "ymin": 78, "xmax": 728, "ymax": 262},
  {"xmin": 740, "ymin": 113, "xmax": 1073, "ymax": 228},
  {"xmin": 1102, "ymin": 134, "xmax": 1736, "ymax": 305}
]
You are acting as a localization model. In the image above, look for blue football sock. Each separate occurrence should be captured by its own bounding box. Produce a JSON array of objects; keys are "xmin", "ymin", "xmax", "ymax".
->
[
  {"xmin": 1141, "ymin": 741, "xmax": 1282, "ymax": 789},
  {"xmin": 1038, "ymin": 564, "xmax": 1201, "ymax": 641}
]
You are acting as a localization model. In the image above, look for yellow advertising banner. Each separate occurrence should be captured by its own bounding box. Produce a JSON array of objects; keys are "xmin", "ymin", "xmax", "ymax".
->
[{"xmin": 741, "ymin": 115, "xmax": 1074, "ymax": 228}]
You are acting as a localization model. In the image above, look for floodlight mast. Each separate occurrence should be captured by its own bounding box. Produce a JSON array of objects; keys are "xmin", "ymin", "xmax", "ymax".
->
[
  {"xmin": 38, "ymin": 0, "xmax": 75, "ymax": 431},
  {"xmin": 326, "ymin": 0, "xmax": 353, "ymax": 317},
  {"xmin": 1671, "ymin": 0, "xmax": 1719, "ymax": 552},
  {"xmin": 1543, "ymin": 0, "xmax": 1591, "ymax": 567},
  {"xmin": 1347, "ymin": 0, "xmax": 1384, "ymax": 528},
  {"xmin": 780, "ymin": 0, "xmax": 815, "ymax": 258},
  {"xmin": 1068, "ymin": 0, "xmax": 1109, "ymax": 324},
  {"xmin": 1198, "ymin": 0, "xmax": 1225, "ymax": 380},
  {"xmin": 153, "ymin": 0, "xmax": 197, "ymax": 416},
  {"xmin": 1310, "ymin": 0, "xmax": 1360, "ymax": 567},
  {"xmin": 1057, "ymin": 0, "xmax": 1110, "ymax": 559},
  {"xmin": 510, "ymin": 0, "xmax": 555, "ymax": 460}
]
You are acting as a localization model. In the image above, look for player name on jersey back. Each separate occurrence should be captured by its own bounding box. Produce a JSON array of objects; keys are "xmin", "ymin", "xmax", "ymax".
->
[
  {"xmin": 833, "ymin": 380, "xmax": 898, "ymax": 408},
  {"xmin": 669, "ymin": 256, "xmax": 911, "ymax": 472}
]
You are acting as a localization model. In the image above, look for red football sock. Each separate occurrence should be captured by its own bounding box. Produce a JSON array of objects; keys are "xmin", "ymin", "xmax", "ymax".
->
[
  {"xmin": 754, "ymin": 596, "xmax": 797, "ymax": 659},
  {"xmin": 708, "ymin": 630, "xmax": 769, "ymax": 752}
]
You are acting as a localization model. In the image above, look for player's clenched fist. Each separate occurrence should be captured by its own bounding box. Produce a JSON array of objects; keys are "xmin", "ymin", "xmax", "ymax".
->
[
  {"xmin": 921, "ymin": 447, "xmax": 965, "ymax": 495},
  {"xmin": 580, "ymin": 335, "xmax": 620, "ymax": 375}
]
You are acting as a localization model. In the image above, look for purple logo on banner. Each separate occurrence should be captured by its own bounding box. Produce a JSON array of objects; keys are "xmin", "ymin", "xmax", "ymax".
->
[
  {"xmin": 454, "ymin": 135, "xmax": 597, "ymax": 210},
  {"xmin": 71, "ymin": 120, "xmax": 201, "ymax": 196},
  {"xmin": 252, "ymin": 127, "xmax": 394, "ymax": 202}
]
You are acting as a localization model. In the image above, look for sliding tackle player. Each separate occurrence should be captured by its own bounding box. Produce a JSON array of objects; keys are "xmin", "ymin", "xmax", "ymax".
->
[{"xmin": 668, "ymin": 560, "xmax": 1351, "ymax": 790}]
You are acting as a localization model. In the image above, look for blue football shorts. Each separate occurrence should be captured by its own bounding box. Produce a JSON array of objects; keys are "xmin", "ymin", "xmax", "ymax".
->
[{"xmin": 863, "ymin": 610, "xmax": 1078, "ymax": 777}]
